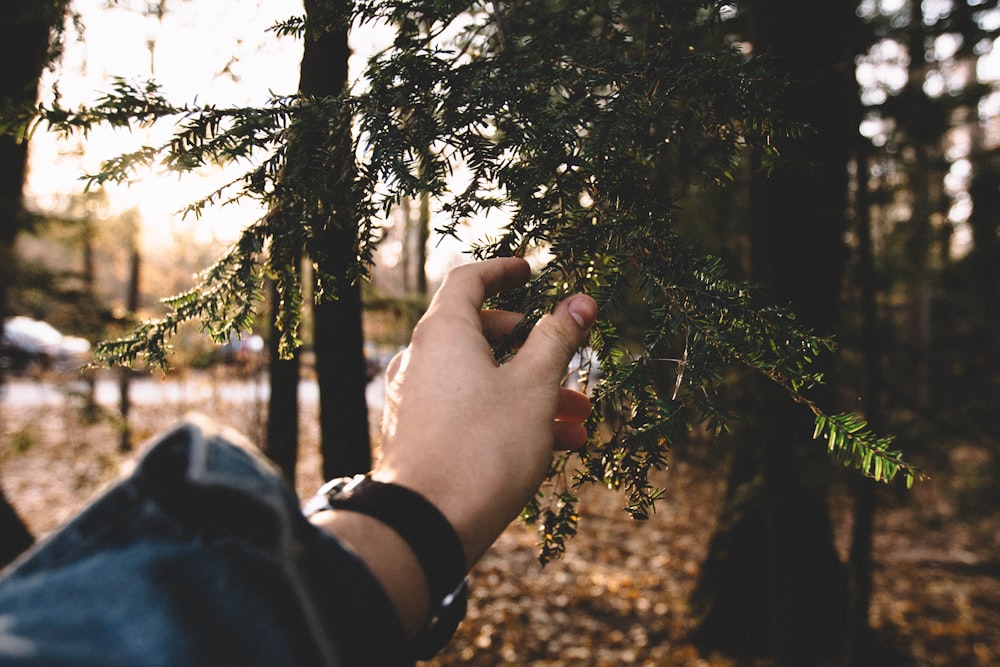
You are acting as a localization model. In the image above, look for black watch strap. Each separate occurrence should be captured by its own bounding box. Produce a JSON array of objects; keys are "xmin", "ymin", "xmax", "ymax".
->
[{"xmin": 305, "ymin": 475, "xmax": 469, "ymax": 658}]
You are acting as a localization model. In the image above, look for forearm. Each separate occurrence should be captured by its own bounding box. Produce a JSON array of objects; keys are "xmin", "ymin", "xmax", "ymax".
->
[{"xmin": 310, "ymin": 510, "xmax": 431, "ymax": 638}]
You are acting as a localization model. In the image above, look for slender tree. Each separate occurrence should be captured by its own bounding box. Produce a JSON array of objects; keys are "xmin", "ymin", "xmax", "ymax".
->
[
  {"xmin": 0, "ymin": 0, "xmax": 71, "ymax": 567},
  {"xmin": 844, "ymin": 121, "xmax": 883, "ymax": 667},
  {"xmin": 300, "ymin": 0, "xmax": 372, "ymax": 478},
  {"xmin": 118, "ymin": 212, "xmax": 141, "ymax": 452},
  {"xmin": 263, "ymin": 0, "xmax": 370, "ymax": 481},
  {"xmin": 264, "ymin": 270, "xmax": 301, "ymax": 480}
]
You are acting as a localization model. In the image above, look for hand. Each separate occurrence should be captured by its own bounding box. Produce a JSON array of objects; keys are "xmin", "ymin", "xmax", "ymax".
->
[
  {"xmin": 372, "ymin": 257, "xmax": 597, "ymax": 565},
  {"xmin": 313, "ymin": 257, "xmax": 597, "ymax": 636}
]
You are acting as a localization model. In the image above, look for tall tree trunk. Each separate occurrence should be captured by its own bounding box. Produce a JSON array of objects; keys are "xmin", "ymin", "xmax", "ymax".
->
[
  {"xmin": 0, "ymin": 485, "xmax": 32, "ymax": 569},
  {"xmin": 315, "ymin": 222, "xmax": 371, "ymax": 479},
  {"xmin": 401, "ymin": 191, "xmax": 430, "ymax": 295},
  {"xmin": 842, "ymin": 134, "xmax": 882, "ymax": 667},
  {"xmin": 746, "ymin": 2, "xmax": 856, "ymax": 661},
  {"xmin": 415, "ymin": 190, "xmax": 430, "ymax": 296},
  {"xmin": 119, "ymin": 228, "xmax": 141, "ymax": 452},
  {"xmin": 301, "ymin": 0, "xmax": 372, "ymax": 479},
  {"xmin": 262, "ymin": 0, "xmax": 370, "ymax": 483},
  {"xmin": 265, "ymin": 273, "xmax": 301, "ymax": 482},
  {"xmin": 690, "ymin": 2, "xmax": 855, "ymax": 664},
  {"xmin": 400, "ymin": 195, "xmax": 412, "ymax": 293},
  {"xmin": 0, "ymin": 0, "xmax": 71, "ymax": 567},
  {"xmin": 80, "ymin": 219, "xmax": 98, "ymax": 412},
  {"xmin": 903, "ymin": 0, "xmax": 936, "ymax": 411},
  {"xmin": 963, "ymin": 158, "xmax": 1000, "ymax": 397}
]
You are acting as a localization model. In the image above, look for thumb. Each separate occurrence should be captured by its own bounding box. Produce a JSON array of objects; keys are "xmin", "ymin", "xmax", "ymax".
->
[{"xmin": 512, "ymin": 294, "xmax": 597, "ymax": 383}]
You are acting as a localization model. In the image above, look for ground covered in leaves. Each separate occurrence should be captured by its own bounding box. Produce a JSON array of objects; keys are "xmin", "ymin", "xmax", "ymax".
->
[{"xmin": 1, "ymin": 373, "xmax": 998, "ymax": 666}]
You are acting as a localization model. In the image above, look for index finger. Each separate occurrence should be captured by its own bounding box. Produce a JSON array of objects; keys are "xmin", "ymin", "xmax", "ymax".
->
[{"xmin": 428, "ymin": 258, "xmax": 531, "ymax": 322}]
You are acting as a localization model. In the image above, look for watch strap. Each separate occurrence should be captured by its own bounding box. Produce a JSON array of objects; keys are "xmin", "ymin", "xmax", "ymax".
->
[{"xmin": 305, "ymin": 475, "xmax": 469, "ymax": 658}]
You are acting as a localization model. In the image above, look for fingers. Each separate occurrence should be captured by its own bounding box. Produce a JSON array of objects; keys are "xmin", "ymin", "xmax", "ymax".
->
[
  {"xmin": 479, "ymin": 310, "xmax": 526, "ymax": 345},
  {"xmin": 413, "ymin": 258, "xmax": 531, "ymax": 348},
  {"xmin": 553, "ymin": 420, "xmax": 588, "ymax": 451},
  {"xmin": 554, "ymin": 388, "xmax": 592, "ymax": 451},
  {"xmin": 511, "ymin": 293, "xmax": 597, "ymax": 385},
  {"xmin": 432, "ymin": 258, "xmax": 531, "ymax": 318},
  {"xmin": 556, "ymin": 387, "xmax": 591, "ymax": 422}
]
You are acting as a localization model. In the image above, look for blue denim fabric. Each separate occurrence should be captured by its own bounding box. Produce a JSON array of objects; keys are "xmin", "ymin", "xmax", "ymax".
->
[{"xmin": 0, "ymin": 416, "xmax": 411, "ymax": 666}]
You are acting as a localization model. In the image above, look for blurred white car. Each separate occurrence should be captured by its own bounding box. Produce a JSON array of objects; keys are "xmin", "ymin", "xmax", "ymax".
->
[{"xmin": 1, "ymin": 316, "xmax": 92, "ymax": 375}]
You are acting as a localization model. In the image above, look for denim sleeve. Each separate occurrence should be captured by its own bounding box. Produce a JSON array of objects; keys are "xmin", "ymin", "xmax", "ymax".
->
[{"xmin": 0, "ymin": 416, "xmax": 412, "ymax": 667}]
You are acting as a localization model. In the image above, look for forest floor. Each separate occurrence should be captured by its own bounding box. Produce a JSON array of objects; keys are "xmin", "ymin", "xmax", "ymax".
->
[{"xmin": 1, "ymin": 373, "xmax": 998, "ymax": 667}]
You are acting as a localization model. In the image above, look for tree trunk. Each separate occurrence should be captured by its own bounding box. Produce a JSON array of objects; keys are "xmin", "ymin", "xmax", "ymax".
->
[
  {"xmin": 119, "ymin": 232, "xmax": 141, "ymax": 452},
  {"xmin": 401, "ymin": 191, "xmax": 431, "ymax": 296},
  {"xmin": 0, "ymin": 0, "xmax": 71, "ymax": 567},
  {"xmin": 690, "ymin": 2, "xmax": 856, "ymax": 664},
  {"xmin": 0, "ymin": 484, "xmax": 33, "ymax": 569},
  {"xmin": 301, "ymin": 0, "xmax": 372, "ymax": 479},
  {"xmin": 415, "ymin": 189, "xmax": 430, "ymax": 297},
  {"xmin": 401, "ymin": 195, "xmax": 412, "ymax": 293},
  {"xmin": 315, "ymin": 227, "xmax": 371, "ymax": 479},
  {"xmin": 79, "ymin": 219, "xmax": 98, "ymax": 412},
  {"xmin": 265, "ymin": 274, "xmax": 301, "ymax": 482},
  {"xmin": 903, "ymin": 0, "xmax": 936, "ymax": 411},
  {"xmin": 840, "ymin": 96, "xmax": 884, "ymax": 666}
]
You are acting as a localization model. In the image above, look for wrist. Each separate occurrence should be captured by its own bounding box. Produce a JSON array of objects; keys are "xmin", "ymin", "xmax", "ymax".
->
[
  {"xmin": 314, "ymin": 476, "xmax": 466, "ymax": 603},
  {"xmin": 369, "ymin": 466, "xmax": 520, "ymax": 568},
  {"xmin": 306, "ymin": 475, "xmax": 469, "ymax": 658},
  {"xmin": 311, "ymin": 509, "xmax": 430, "ymax": 636}
]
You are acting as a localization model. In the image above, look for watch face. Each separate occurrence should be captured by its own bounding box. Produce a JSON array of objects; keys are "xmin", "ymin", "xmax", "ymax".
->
[{"xmin": 303, "ymin": 475, "xmax": 368, "ymax": 516}]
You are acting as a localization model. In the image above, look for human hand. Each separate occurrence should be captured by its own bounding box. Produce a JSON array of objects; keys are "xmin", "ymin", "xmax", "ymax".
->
[
  {"xmin": 312, "ymin": 258, "xmax": 596, "ymax": 636},
  {"xmin": 371, "ymin": 257, "xmax": 597, "ymax": 566}
]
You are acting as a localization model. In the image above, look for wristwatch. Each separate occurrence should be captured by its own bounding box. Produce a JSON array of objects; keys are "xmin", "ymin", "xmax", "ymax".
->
[{"xmin": 305, "ymin": 475, "xmax": 469, "ymax": 659}]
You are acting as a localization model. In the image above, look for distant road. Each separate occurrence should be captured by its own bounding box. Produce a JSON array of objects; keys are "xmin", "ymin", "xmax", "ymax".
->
[{"xmin": 0, "ymin": 372, "xmax": 387, "ymax": 412}]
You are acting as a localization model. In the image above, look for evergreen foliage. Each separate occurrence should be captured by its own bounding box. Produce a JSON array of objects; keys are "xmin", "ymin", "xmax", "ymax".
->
[{"xmin": 9, "ymin": 0, "xmax": 919, "ymax": 561}]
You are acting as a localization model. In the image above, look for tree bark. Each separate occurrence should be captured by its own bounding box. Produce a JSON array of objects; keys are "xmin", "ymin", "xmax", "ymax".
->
[
  {"xmin": 265, "ymin": 274, "xmax": 301, "ymax": 482},
  {"xmin": 301, "ymin": 0, "xmax": 372, "ymax": 479},
  {"xmin": 843, "ymin": 144, "xmax": 881, "ymax": 666},
  {"xmin": 690, "ymin": 2, "xmax": 856, "ymax": 664},
  {"xmin": 119, "ymin": 229, "xmax": 141, "ymax": 452},
  {"xmin": 0, "ymin": 0, "xmax": 71, "ymax": 567},
  {"xmin": 415, "ymin": 189, "xmax": 430, "ymax": 297},
  {"xmin": 903, "ymin": 0, "xmax": 936, "ymax": 411},
  {"xmin": 315, "ymin": 223, "xmax": 372, "ymax": 479},
  {"xmin": 838, "ymin": 46, "xmax": 896, "ymax": 655}
]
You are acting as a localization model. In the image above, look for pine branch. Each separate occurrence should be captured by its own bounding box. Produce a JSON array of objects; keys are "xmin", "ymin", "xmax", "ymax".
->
[{"xmin": 93, "ymin": 222, "xmax": 267, "ymax": 369}]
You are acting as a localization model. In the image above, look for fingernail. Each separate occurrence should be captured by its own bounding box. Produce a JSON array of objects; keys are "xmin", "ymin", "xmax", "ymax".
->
[{"xmin": 568, "ymin": 295, "xmax": 596, "ymax": 329}]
